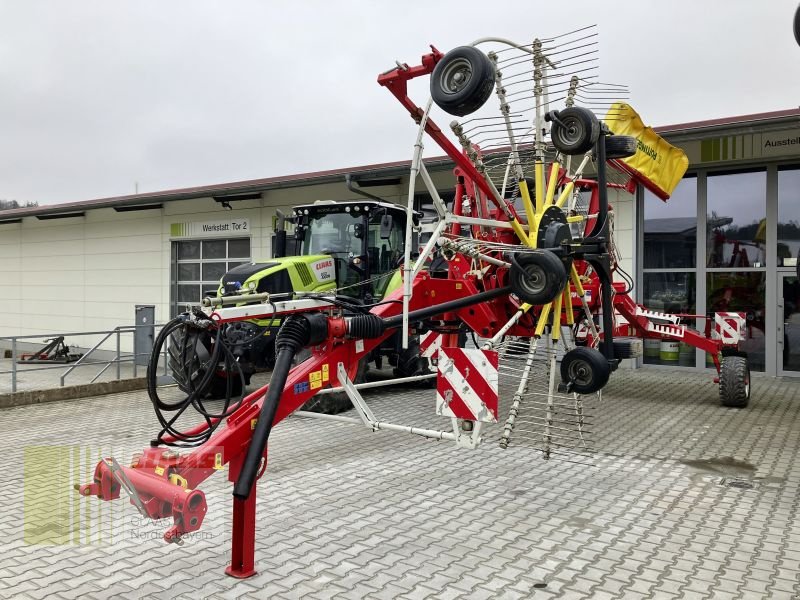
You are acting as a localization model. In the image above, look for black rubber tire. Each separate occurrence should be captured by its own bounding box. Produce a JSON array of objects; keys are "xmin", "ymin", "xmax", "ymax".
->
[
  {"xmin": 263, "ymin": 338, "xmax": 276, "ymax": 370},
  {"xmin": 509, "ymin": 251, "xmax": 567, "ymax": 305},
  {"xmin": 560, "ymin": 347, "xmax": 611, "ymax": 394},
  {"xmin": 795, "ymin": 3, "xmax": 800, "ymax": 46},
  {"xmin": 395, "ymin": 334, "xmax": 438, "ymax": 388},
  {"xmin": 610, "ymin": 336, "xmax": 643, "ymax": 360},
  {"xmin": 550, "ymin": 107, "xmax": 600, "ymax": 155},
  {"xmin": 604, "ymin": 135, "xmax": 638, "ymax": 160},
  {"xmin": 719, "ymin": 355, "xmax": 750, "ymax": 408},
  {"xmin": 394, "ymin": 336, "xmax": 429, "ymax": 379},
  {"xmin": 302, "ymin": 358, "xmax": 368, "ymax": 415},
  {"xmin": 207, "ymin": 373, "xmax": 244, "ymax": 399},
  {"xmin": 430, "ymin": 46, "xmax": 495, "ymax": 117},
  {"xmin": 167, "ymin": 325, "xmax": 213, "ymax": 395}
]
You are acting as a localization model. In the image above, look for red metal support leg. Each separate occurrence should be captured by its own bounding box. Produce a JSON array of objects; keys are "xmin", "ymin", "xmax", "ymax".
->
[{"xmin": 225, "ymin": 454, "xmax": 259, "ymax": 578}]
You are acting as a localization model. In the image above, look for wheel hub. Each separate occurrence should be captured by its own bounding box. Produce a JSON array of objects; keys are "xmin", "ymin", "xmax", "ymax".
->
[
  {"xmin": 441, "ymin": 59, "xmax": 472, "ymax": 94},
  {"xmin": 561, "ymin": 121, "xmax": 582, "ymax": 144},
  {"xmin": 569, "ymin": 360, "xmax": 592, "ymax": 385},
  {"xmin": 523, "ymin": 265, "xmax": 546, "ymax": 294}
]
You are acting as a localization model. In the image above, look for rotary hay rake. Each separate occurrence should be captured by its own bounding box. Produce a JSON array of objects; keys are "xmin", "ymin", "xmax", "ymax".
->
[{"xmin": 74, "ymin": 28, "xmax": 740, "ymax": 577}]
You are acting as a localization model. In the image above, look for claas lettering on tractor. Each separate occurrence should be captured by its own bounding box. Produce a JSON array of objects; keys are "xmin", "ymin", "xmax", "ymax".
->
[{"xmin": 76, "ymin": 29, "xmax": 746, "ymax": 578}]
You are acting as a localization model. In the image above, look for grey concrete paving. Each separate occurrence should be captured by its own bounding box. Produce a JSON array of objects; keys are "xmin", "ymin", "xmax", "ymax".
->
[{"xmin": 0, "ymin": 366, "xmax": 799, "ymax": 599}]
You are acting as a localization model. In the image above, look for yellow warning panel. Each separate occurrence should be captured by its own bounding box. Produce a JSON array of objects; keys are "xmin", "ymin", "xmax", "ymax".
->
[
  {"xmin": 310, "ymin": 379, "xmax": 322, "ymax": 390},
  {"xmin": 604, "ymin": 102, "xmax": 688, "ymax": 200},
  {"xmin": 214, "ymin": 453, "xmax": 224, "ymax": 470},
  {"xmin": 322, "ymin": 364, "xmax": 329, "ymax": 382},
  {"xmin": 309, "ymin": 371, "xmax": 321, "ymax": 383}
]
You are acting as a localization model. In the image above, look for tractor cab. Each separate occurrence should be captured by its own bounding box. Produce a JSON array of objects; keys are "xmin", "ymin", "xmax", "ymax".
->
[{"xmin": 290, "ymin": 200, "xmax": 410, "ymax": 302}]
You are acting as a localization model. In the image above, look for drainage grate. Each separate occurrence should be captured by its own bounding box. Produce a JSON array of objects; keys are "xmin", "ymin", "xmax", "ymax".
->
[{"xmin": 721, "ymin": 478, "xmax": 756, "ymax": 490}]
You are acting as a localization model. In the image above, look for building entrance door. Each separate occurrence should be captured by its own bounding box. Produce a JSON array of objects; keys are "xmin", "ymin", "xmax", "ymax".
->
[{"xmin": 778, "ymin": 273, "xmax": 800, "ymax": 375}]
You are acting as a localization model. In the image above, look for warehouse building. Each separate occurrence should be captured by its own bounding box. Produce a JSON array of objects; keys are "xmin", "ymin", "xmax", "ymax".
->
[{"xmin": 0, "ymin": 108, "xmax": 798, "ymax": 376}]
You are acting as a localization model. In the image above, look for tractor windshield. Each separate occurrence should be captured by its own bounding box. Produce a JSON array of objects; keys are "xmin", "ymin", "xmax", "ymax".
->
[
  {"xmin": 300, "ymin": 206, "xmax": 406, "ymax": 300},
  {"xmin": 305, "ymin": 211, "xmax": 362, "ymax": 255}
]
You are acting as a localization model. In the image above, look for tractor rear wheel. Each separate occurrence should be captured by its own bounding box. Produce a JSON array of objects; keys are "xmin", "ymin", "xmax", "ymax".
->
[
  {"xmin": 430, "ymin": 46, "xmax": 495, "ymax": 117},
  {"xmin": 208, "ymin": 373, "xmax": 244, "ymax": 399},
  {"xmin": 719, "ymin": 355, "xmax": 750, "ymax": 408}
]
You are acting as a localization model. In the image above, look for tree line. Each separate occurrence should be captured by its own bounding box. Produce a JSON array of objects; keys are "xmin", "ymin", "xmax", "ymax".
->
[{"xmin": 0, "ymin": 199, "xmax": 38, "ymax": 209}]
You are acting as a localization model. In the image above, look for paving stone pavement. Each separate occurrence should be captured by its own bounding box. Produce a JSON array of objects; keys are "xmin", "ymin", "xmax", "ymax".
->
[{"xmin": 0, "ymin": 366, "xmax": 799, "ymax": 599}]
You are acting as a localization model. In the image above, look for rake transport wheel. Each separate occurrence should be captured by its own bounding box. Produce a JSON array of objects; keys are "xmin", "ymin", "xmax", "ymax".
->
[
  {"xmin": 509, "ymin": 250, "xmax": 567, "ymax": 305},
  {"xmin": 550, "ymin": 107, "xmax": 600, "ymax": 155},
  {"xmin": 430, "ymin": 46, "xmax": 495, "ymax": 117},
  {"xmin": 604, "ymin": 135, "xmax": 638, "ymax": 160},
  {"xmin": 795, "ymin": 3, "xmax": 800, "ymax": 46},
  {"xmin": 719, "ymin": 355, "xmax": 751, "ymax": 408},
  {"xmin": 560, "ymin": 347, "xmax": 610, "ymax": 394}
]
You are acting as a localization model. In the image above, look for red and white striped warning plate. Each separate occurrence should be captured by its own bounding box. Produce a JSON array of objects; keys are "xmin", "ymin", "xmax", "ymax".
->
[
  {"xmin": 420, "ymin": 331, "xmax": 443, "ymax": 360},
  {"xmin": 436, "ymin": 348, "xmax": 499, "ymax": 423},
  {"xmin": 712, "ymin": 312, "xmax": 746, "ymax": 344}
]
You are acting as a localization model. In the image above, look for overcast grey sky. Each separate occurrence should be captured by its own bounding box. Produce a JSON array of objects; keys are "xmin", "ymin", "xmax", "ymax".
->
[{"xmin": 1, "ymin": 0, "xmax": 798, "ymax": 205}]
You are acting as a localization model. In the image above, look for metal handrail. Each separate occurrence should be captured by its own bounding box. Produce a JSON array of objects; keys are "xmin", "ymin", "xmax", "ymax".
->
[
  {"xmin": 0, "ymin": 327, "xmax": 138, "ymax": 341},
  {"xmin": 1, "ymin": 323, "xmax": 167, "ymax": 394},
  {"xmin": 59, "ymin": 328, "xmax": 119, "ymax": 386}
]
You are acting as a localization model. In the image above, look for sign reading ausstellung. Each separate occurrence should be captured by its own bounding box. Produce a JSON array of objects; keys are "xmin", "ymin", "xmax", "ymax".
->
[
  {"xmin": 686, "ymin": 127, "xmax": 800, "ymax": 163},
  {"xmin": 170, "ymin": 218, "xmax": 250, "ymax": 238}
]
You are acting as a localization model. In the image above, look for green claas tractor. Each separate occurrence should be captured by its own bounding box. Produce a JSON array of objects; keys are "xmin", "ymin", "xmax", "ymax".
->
[{"xmin": 209, "ymin": 199, "xmax": 435, "ymax": 404}]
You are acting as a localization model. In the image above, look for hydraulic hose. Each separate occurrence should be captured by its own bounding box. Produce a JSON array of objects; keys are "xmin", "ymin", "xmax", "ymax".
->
[
  {"xmin": 382, "ymin": 286, "xmax": 511, "ymax": 329},
  {"xmin": 147, "ymin": 313, "xmax": 246, "ymax": 447},
  {"xmin": 233, "ymin": 313, "xmax": 326, "ymax": 499}
]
